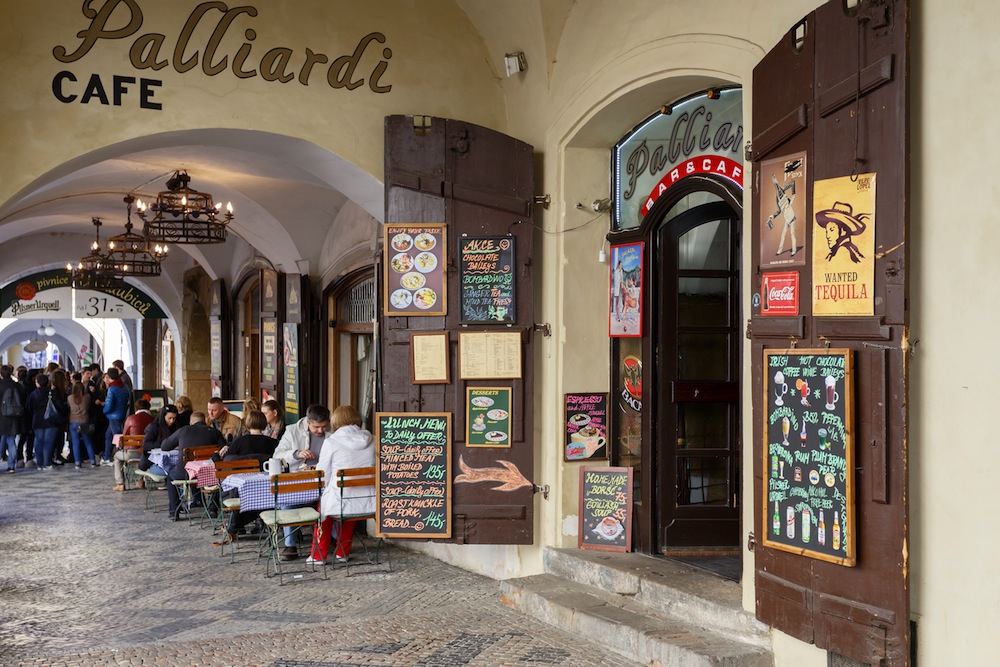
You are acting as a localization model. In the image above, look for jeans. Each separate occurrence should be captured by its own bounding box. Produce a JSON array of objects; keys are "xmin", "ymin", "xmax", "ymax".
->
[
  {"xmin": 34, "ymin": 427, "xmax": 58, "ymax": 468},
  {"xmin": 70, "ymin": 423, "xmax": 96, "ymax": 465},
  {"xmin": 2, "ymin": 434, "xmax": 18, "ymax": 470},
  {"xmin": 103, "ymin": 418, "xmax": 123, "ymax": 461}
]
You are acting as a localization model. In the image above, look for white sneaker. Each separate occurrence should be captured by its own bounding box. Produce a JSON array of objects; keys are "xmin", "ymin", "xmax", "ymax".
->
[
  {"xmin": 305, "ymin": 557, "xmax": 325, "ymax": 565},
  {"xmin": 334, "ymin": 555, "xmax": 349, "ymax": 563}
]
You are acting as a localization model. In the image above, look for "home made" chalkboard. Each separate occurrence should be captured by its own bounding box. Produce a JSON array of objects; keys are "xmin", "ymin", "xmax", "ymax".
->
[
  {"xmin": 376, "ymin": 412, "xmax": 451, "ymax": 539},
  {"xmin": 459, "ymin": 236, "xmax": 515, "ymax": 324},
  {"xmin": 579, "ymin": 466, "xmax": 633, "ymax": 552},
  {"xmin": 762, "ymin": 349, "xmax": 855, "ymax": 566}
]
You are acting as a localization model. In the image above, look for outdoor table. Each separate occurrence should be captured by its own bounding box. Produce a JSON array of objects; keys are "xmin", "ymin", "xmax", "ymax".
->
[
  {"xmin": 185, "ymin": 459, "xmax": 219, "ymax": 488},
  {"xmin": 147, "ymin": 448, "xmax": 179, "ymax": 475},
  {"xmin": 220, "ymin": 472, "xmax": 320, "ymax": 513}
]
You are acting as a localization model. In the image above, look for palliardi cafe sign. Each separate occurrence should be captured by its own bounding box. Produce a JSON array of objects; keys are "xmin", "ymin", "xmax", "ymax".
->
[{"xmin": 51, "ymin": 0, "xmax": 394, "ymax": 110}]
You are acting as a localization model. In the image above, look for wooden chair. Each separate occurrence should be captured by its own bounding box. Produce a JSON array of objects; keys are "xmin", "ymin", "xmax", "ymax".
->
[
  {"xmin": 172, "ymin": 445, "xmax": 221, "ymax": 522},
  {"xmin": 260, "ymin": 470, "xmax": 325, "ymax": 584},
  {"xmin": 333, "ymin": 466, "xmax": 390, "ymax": 574},
  {"xmin": 119, "ymin": 435, "xmax": 144, "ymax": 490},
  {"xmin": 213, "ymin": 459, "xmax": 264, "ymax": 560}
]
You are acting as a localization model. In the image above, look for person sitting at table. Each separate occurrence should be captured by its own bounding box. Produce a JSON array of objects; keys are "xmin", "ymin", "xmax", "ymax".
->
[
  {"xmin": 307, "ymin": 405, "xmax": 375, "ymax": 565},
  {"xmin": 234, "ymin": 397, "xmax": 261, "ymax": 438},
  {"xmin": 207, "ymin": 397, "xmax": 241, "ymax": 442},
  {"xmin": 160, "ymin": 411, "xmax": 226, "ymax": 520},
  {"xmin": 174, "ymin": 395, "xmax": 193, "ymax": 428},
  {"xmin": 109, "ymin": 399, "xmax": 155, "ymax": 491},
  {"xmin": 272, "ymin": 403, "xmax": 333, "ymax": 560},
  {"xmin": 261, "ymin": 400, "xmax": 284, "ymax": 441},
  {"xmin": 214, "ymin": 409, "xmax": 279, "ymax": 535},
  {"xmin": 138, "ymin": 405, "xmax": 179, "ymax": 475}
]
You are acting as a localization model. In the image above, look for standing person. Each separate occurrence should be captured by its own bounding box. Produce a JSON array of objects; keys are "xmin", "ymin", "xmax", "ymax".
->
[
  {"xmin": 0, "ymin": 365, "xmax": 28, "ymax": 474},
  {"xmin": 50, "ymin": 369, "xmax": 70, "ymax": 465},
  {"xmin": 101, "ymin": 367, "xmax": 128, "ymax": 464},
  {"xmin": 272, "ymin": 404, "xmax": 333, "ymax": 560},
  {"xmin": 308, "ymin": 405, "xmax": 375, "ymax": 565},
  {"xmin": 17, "ymin": 367, "xmax": 34, "ymax": 467},
  {"xmin": 87, "ymin": 364, "xmax": 108, "ymax": 463},
  {"xmin": 173, "ymin": 395, "xmax": 193, "ymax": 428},
  {"xmin": 206, "ymin": 397, "xmax": 241, "ymax": 441},
  {"xmin": 111, "ymin": 360, "xmax": 134, "ymax": 414},
  {"xmin": 261, "ymin": 399, "xmax": 284, "ymax": 441},
  {"xmin": 25, "ymin": 374, "xmax": 68, "ymax": 470},
  {"xmin": 612, "ymin": 259, "xmax": 624, "ymax": 321},
  {"xmin": 66, "ymin": 379, "xmax": 97, "ymax": 469}
]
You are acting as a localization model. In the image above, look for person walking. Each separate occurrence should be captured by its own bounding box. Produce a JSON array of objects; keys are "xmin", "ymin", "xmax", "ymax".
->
[{"xmin": 0, "ymin": 365, "xmax": 28, "ymax": 474}]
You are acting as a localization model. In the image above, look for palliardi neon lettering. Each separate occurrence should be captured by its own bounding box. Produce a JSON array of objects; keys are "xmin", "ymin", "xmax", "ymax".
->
[{"xmin": 53, "ymin": 0, "xmax": 393, "ymax": 94}]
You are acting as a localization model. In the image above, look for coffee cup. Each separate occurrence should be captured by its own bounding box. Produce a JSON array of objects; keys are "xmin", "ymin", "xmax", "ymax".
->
[
  {"xmin": 572, "ymin": 430, "xmax": 607, "ymax": 456},
  {"xmin": 262, "ymin": 457, "xmax": 283, "ymax": 476}
]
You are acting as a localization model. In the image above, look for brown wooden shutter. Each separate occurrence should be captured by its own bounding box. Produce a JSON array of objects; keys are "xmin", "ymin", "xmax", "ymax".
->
[
  {"xmin": 751, "ymin": 1, "xmax": 910, "ymax": 664},
  {"xmin": 383, "ymin": 116, "xmax": 535, "ymax": 544}
]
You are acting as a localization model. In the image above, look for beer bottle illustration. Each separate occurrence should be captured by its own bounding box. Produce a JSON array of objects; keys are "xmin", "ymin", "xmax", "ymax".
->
[
  {"xmin": 786, "ymin": 506, "xmax": 795, "ymax": 539},
  {"xmin": 818, "ymin": 510, "xmax": 826, "ymax": 545},
  {"xmin": 801, "ymin": 507, "xmax": 811, "ymax": 543},
  {"xmin": 772, "ymin": 501, "xmax": 780, "ymax": 535},
  {"xmin": 832, "ymin": 511, "xmax": 841, "ymax": 551},
  {"xmin": 800, "ymin": 419, "xmax": 807, "ymax": 447}
]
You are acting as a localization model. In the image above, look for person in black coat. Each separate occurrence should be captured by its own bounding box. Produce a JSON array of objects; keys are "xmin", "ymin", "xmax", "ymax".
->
[
  {"xmin": 211, "ymin": 410, "xmax": 277, "ymax": 467},
  {"xmin": 159, "ymin": 412, "xmax": 225, "ymax": 518},
  {"xmin": 0, "ymin": 365, "xmax": 28, "ymax": 473},
  {"xmin": 139, "ymin": 404, "xmax": 179, "ymax": 472},
  {"xmin": 25, "ymin": 374, "xmax": 68, "ymax": 470}
]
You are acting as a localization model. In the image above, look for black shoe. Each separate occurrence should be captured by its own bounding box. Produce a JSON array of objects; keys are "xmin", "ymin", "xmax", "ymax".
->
[{"xmin": 279, "ymin": 546, "xmax": 299, "ymax": 561}]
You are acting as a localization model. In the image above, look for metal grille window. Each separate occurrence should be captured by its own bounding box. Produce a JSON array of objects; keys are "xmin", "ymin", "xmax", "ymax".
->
[{"xmin": 338, "ymin": 278, "xmax": 376, "ymax": 325}]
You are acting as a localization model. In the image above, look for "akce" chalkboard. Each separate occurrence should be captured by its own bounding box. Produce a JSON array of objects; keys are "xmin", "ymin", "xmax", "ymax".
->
[
  {"xmin": 376, "ymin": 412, "xmax": 451, "ymax": 539},
  {"xmin": 762, "ymin": 349, "xmax": 855, "ymax": 566},
  {"xmin": 459, "ymin": 236, "xmax": 515, "ymax": 324},
  {"xmin": 578, "ymin": 466, "xmax": 633, "ymax": 552}
]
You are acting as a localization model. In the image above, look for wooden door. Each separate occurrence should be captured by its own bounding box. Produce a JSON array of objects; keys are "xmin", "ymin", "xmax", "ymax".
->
[
  {"xmin": 382, "ymin": 116, "xmax": 536, "ymax": 544},
  {"xmin": 751, "ymin": 1, "xmax": 910, "ymax": 663}
]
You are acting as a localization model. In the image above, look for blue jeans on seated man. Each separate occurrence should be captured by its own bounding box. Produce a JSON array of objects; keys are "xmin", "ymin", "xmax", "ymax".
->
[{"xmin": 103, "ymin": 419, "xmax": 123, "ymax": 461}]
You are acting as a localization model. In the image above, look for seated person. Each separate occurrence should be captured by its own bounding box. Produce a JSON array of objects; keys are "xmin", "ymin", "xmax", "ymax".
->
[
  {"xmin": 111, "ymin": 399, "xmax": 155, "ymax": 490},
  {"xmin": 308, "ymin": 405, "xmax": 375, "ymax": 565},
  {"xmin": 138, "ymin": 405, "xmax": 179, "ymax": 474},
  {"xmin": 217, "ymin": 410, "xmax": 279, "ymax": 536},
  {"xmin": 160, "ymin": 411, "xmax": 225, "ymax": 520}
]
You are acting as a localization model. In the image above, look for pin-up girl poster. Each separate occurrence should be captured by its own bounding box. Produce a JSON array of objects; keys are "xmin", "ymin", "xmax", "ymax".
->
[{"xmin": 609, "ymin": 242, "xmax": 643, "ymax": 337}]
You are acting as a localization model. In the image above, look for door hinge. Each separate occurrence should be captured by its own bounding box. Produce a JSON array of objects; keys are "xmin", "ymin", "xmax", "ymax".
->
[
  {"xmin": 744, "ymin": 140, "xmax": 754, "ymax": 162},
  {"xmin": 533, "ymin": 484, "xmax": 550, "ymax": 500},
  {"xmin": 745, "ymin": 318, "xmax": 753, "ymax": 339},
  {"xmin": 533, "ymin": 194, "xmax": 551, "ymax": 209},
  {"xmin": 533, "ymin": 323, "xmax": 551, "ymax": 337},
  {"xmin": 747, "ymin": 531, "xmax": 756, "ymax": 552}
]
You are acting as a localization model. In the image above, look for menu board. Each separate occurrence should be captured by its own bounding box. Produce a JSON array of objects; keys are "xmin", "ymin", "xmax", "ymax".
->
[
  {"xmin": 384, "ymin": 223, "xmax": 447, "ymax": 316},
  {"xmin": 282, "ymin": 323, "xmax": 299, "ymax": 422},
  {"xmin": 210, "ymin": 319, "xmax": 222, "ymax": 379},
  {"xmin": 376, "ymin": 412, "xmax": 451, "ymax": 539},
  {"xmin": 578, "ymin": 466, "xmax": 633, "ymax": 552},
  {"xmin": 261, "ymin": 317, "xmax": 278, "ymax": 387},
  {"xmin": 458, "ymin": 331, "xmax": 522, "ymax": 379},
  {"xmin": 459, "ymin": 236, "xmax": 515, "ymax": 324},
  {"xmin": 466, "ymin": 387, "xmax": 511, "ymax": 447},
  {"xmin": 762, "ymin": 349, "xmax": 855, "ymax": 566},
  {"xmin": 564, "ymin": 393, "xmax": 608, "ymax": 461}
]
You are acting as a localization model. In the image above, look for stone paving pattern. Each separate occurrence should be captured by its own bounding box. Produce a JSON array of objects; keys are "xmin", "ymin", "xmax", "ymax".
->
[{"xmin": 0, "ymin": 464, "xmax": 639, "ymax": 667}]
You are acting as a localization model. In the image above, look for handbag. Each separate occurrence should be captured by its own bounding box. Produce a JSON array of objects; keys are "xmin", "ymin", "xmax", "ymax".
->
[{"xmin": 43, "ymin": 390, "xmax": 64, "ymax": 425}]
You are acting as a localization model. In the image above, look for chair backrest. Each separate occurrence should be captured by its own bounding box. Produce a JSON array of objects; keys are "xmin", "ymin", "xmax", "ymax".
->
[
  {"xmin": 214, "ymin": 458, "xmax": 261, "ymax": 481},
  {"xmin": 336, "ymin": 466, "xmax": 376, "ymax": 489},
  {"xmin": 120, "ymin": 435, "xmax": 144, "ymax": 452},
  {"xmin": 270, "ymin": 470, "xmax": 324, "ymax": 497},
  {"xmin": 184, "ymin": 444, "xmax": 220, "ymax": 462},
  {"xmin": 336, "ymin": 466, "xmax": 376, "ymax": 520}
]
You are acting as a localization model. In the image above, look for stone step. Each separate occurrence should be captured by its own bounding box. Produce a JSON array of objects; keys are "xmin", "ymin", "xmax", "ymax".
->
[
  {"xmin": 544, "ymin": 548, "xmax": 770, "ymax": 648},
  {"xmin": 501, "ymin": 573, "xmax": 772, "ymax": 667}
]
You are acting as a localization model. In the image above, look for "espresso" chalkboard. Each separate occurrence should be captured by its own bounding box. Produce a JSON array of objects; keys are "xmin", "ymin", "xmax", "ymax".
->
[
  {"xmin": 376, "ymin": 412, "xmax": 451, "ymax": 539},
  {"xmin": 459, "ymin": 236, "xmax": 515, "ymax": 324},
  {"xmin": 762, "ymin": 349, "xmax": 855, "ymax": 566},
  {"xmin": 578, "ymin": 466, "xmax": 633, "ymax": 552}
]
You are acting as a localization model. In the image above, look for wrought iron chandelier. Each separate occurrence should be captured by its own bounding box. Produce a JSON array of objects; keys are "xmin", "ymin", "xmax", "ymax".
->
[
  {"xmin": 136, "ymin": 170, "xmax": 233, "ymax": 244},
  {"xmin": 105, "ymin": 195, "xmax": 167, "ymax": 277},
  {"xmin": 66, "ymin": 217, "xmax": 114, "ymax": 284}
]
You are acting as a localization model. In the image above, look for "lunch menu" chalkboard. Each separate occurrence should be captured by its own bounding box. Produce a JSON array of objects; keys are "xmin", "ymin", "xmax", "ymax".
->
[
  {"xmin": 762, "ymin": 349, "xmax": 855, "ymax": 566},
  {"xmin": 459, "ymin": 236, "xmax": 515, "ymax": 324},
  {"xmin": 376, "ymin": 412, "xmax": 451, "ymax": 539},
  {"xmin": 579, "ymin": 466, "xmax": 633, "ymax": 552}
]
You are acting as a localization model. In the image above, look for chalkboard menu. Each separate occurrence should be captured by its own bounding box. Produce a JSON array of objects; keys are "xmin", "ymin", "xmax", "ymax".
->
[
  {"xmin": 376, "ymin": 412, "xmax": 451, "ymax": 539},
  {"xmin": 459, "ymin": 236, "xmax": 515, "ymax": 324},
  {"xmin": 762, "ymin": 349, "xmax": 855, "ymax": 566},
  {"xmin": 565, "ymin": 393, "xmax": 608, "ymax": 461},
  {"xmin": 578, "ymin": 466, "xmax": 633, "ymax": 552},
  {"xmin": 466, "ymin": 387, "xmax": 511, "ymax": 447}
]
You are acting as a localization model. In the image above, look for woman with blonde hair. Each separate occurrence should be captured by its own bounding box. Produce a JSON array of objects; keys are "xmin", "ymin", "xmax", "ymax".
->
[
  {"xmin": 307, "ymin": 405, "xmax": 375, "ymax": 565},
  {"xmin": 174, "ymin": 395, "xmax": 193, "ymax": 428}
]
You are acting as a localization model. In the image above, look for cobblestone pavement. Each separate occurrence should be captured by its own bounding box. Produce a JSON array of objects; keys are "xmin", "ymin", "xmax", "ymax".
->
[{"xmin": 0, "ymin": 463, "xmax": 639, "ymax": 667}]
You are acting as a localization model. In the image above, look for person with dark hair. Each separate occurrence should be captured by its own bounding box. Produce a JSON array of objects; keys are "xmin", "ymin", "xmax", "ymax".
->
[
  {"xmin": 110, "ymin": 360, "xmax": 134, "ymax": 414},
  {"xmin": 67, "ymin": 379, "xmax": 97, "ymax": 469},
  {"xmin": 87, "ymin": 365, "xmax": 108, "ymax": 463},
  {"xmin": 261, "ymin": 399, "xmax": 284, "ymax": 441},
  {"xmin": 16, "ymin": 366, "xmax": 33, "ymax": 467},
  {"xmin": 159, "ymin": 411, "xmax": 225, "ymax": 519},
  {"xmin": 101, "ymin": 367, "xmax": 128, "ymax": 464},
  {"xmin": 137, "ymin": 405, "xmax": 179, "ymax": 479},
  {"xmin": 0, "ymin": 364, "xmax": 28, "ymax": 473},
  {"xmin": 25, "ymin": 373, "xmax": 68, "ymax": 470}
]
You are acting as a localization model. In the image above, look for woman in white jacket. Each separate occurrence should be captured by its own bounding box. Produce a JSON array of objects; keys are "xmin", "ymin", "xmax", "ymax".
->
[{"xmin": 307, "ymin": 405, "xmax": 375, "ymax": 564}]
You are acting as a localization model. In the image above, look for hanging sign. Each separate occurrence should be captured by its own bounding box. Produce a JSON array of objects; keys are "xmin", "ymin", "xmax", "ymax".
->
[
  {"xmin": 0, "ymin": 269, "xmax": 166, "ymax": 319},
  {"xmin": 812, "ymin": 174, "xmax": 876, "ymax": 316},
  {"xmin": 459, "ymin": 236, "xmax": 515, "ymax": 324},
  {"xmin": 384, "ymin": 223, "xmax": 447, "ymax": 316},
  {"xmin": 762, "ymin": 349, "xmax": 855, "ymax": 566}
]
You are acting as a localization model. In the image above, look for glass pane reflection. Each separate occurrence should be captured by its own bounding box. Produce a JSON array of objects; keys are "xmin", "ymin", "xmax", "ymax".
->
[
  {"xmin": 677, "ymin": 403, "xmax": 730, "ymax": 449},
  {"xmin": 678, "ymin": 277, "xmax": 729, "ymax": 327},
  {"xmin": 677, "ymin": 457, "xmax": 730, "ymax": 506},
  {"xmin": 678, "ymin": 333, "xmax": 729, "ymax": 381},
  {"xmin": 678, "ymin": 219, "xmax": 730, "ymax": 270}
]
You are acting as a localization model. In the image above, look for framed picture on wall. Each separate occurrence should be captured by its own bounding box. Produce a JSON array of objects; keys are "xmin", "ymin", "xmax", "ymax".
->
[{"xmin": 609, "ymin": 242, "xmax": 643, "ymax": 337}]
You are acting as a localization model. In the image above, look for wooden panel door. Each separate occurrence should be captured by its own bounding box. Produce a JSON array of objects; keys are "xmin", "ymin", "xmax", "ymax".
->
[
  {"xmin": 751, "ymin": 1, "xmax": 910, "ymax": 664},
  {"xmin": 383, "ymin": 116, "xmax": 535, "ymax": 544}
]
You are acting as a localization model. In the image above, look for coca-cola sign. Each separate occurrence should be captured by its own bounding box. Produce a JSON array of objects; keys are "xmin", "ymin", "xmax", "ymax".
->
[{"xmin": 760, "ymin": 271, "xmax": 799, "ymax": 316}]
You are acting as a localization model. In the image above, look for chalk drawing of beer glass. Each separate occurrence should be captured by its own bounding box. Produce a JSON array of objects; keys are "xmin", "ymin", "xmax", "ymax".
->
[
  {"xmin": 824, "ymin": 375, "xmax": 840, "ymax": 411},
  {"xmin": 774, "ymin": 371, "xmax": 788, "ymax": 406}
]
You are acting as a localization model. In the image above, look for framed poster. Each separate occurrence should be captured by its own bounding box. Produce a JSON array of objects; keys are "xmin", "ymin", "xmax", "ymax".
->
[
  {"xmin": 458, "ymin": 331, "xmax": 521, "ymax": 379},
  {"xmin": 285, "ymin": 273, "xmax": 302, "ymax": 323},
  {"xmin": 376, "ymin": 412, "xmax": 451, "ymax": 539},
  {"xmin": 762, "ymin": 348, "xmax": 855, "ymax": 566},
  {"xmin": 459, "ymin": 236, "xmax": 515, "ymax": 324},
  {"xmin": 260, "ymin": 268, "xmax": 279, "ymax": 315},
  {"xmin": 812, "ymin": 173, "xmax": 876, "ymax": 317},
  {"xmin": 564, "ymin": 393, "xmax": 608, "ymax": 461},
  {"xmin": 261, "ymin": 317, "xmax": 278, "ymax": 387},
  {"xmin": 579, "ymin": 466, "xmax": 633, "ymax": 552},
  {"xmin": 282, "ymin": 323, "xmax": 300, "ymax": 422},
  {"xmin": 759, "ymin": 152, "xmax": 807, "ymax": 268},
  {"xmin": 411, "ymin": 332, "xmax": 450, "ymax": 384},
  {"xmin": 609, "ymin": 242, "xmax": 643, "ymax": 337},
  {"xmin": 466, "ymin": 387, "xmax": 511, "ymax": 447},
  {"xmin": 384, "ymin": 223, "xmax": 447, "ymax": 316},
  {"xmin": 210, "ymin": 319, "xmax": 222, "ymax": 379},
  {"xmin": 760, "ymin": 271, "xmax": 800, "ymax": 316}
]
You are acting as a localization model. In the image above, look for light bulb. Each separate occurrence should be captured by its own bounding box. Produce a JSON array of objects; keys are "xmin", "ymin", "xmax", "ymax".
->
[{"xmin": 44, "ymin": 325, "xmax": 56, "ymax": 336}]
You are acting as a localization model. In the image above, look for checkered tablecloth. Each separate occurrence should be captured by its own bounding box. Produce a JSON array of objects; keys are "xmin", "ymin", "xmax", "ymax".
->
[
  {"xmin": 184, "ymin": 459, "xmax": 218, "ymax": 488},
  {"xmin": 147, "ymin": 449, "xmax": 179, "ymax": 475},
  {"xmin": 220, "ymin": 472, "xmax": 320, "ymax": 513}
]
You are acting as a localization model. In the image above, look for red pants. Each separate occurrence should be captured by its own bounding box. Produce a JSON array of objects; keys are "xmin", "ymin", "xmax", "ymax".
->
[{"xmin": 310, "ymin": 515, "xmax": 356, "ymax": 560}]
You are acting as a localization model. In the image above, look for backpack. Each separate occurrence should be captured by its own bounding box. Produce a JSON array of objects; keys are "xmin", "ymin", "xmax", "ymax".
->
[{"xmin": 1, "ymin": 384, "xmax": 24, "ymax": 418}]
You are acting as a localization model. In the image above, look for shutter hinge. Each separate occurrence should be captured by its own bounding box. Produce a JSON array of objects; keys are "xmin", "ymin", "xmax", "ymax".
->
[
  {"xmin": 533, "ymin": 323, "xmax": 551, "ymax": 337},
  {"xmin": 744, "ymin": 140, "xmax": 754, "ymax": 162},
  {"xmin": 745, "ymin": 318, "xmax": 753, "ymax": 339},
  {"xmin": 533, "ymin": 194, "xmax": 551, "ymax": 209},
  {"xmin": 747, "ymin": 531, "xmax": 756, "ymax": 552},
  {"xmin": 533, "ymin": 484, "xmax": 550, "ymax": 500}
]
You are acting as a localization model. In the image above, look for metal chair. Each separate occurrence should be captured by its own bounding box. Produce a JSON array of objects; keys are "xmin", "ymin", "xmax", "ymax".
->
[
  {"xmin": 119, "ymin": 435, "xmax": 144, "ymax": 490},
  {"xmin": 260, "ymin": 470, "xmax": 326, "ymax": 584},
  {"xmin": 133, "ymin": 468, "xmax": 167, "ymax": 510},
  {"xmin": 212, "ymin": 459, "xmax": 264, "ymax": 560},
  {"xmin": 333, "ymin": 466, "xmax": 390, "ymax": 575},
  {"xmin": 171, "ymin": 445, "xmax": 221, "ymax": 522}
]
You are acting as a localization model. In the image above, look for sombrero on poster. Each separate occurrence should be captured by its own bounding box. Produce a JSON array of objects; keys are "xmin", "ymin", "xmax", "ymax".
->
[{"xmin": 815, "ymin": 201, "xmax": 869, "ymax": 263}]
